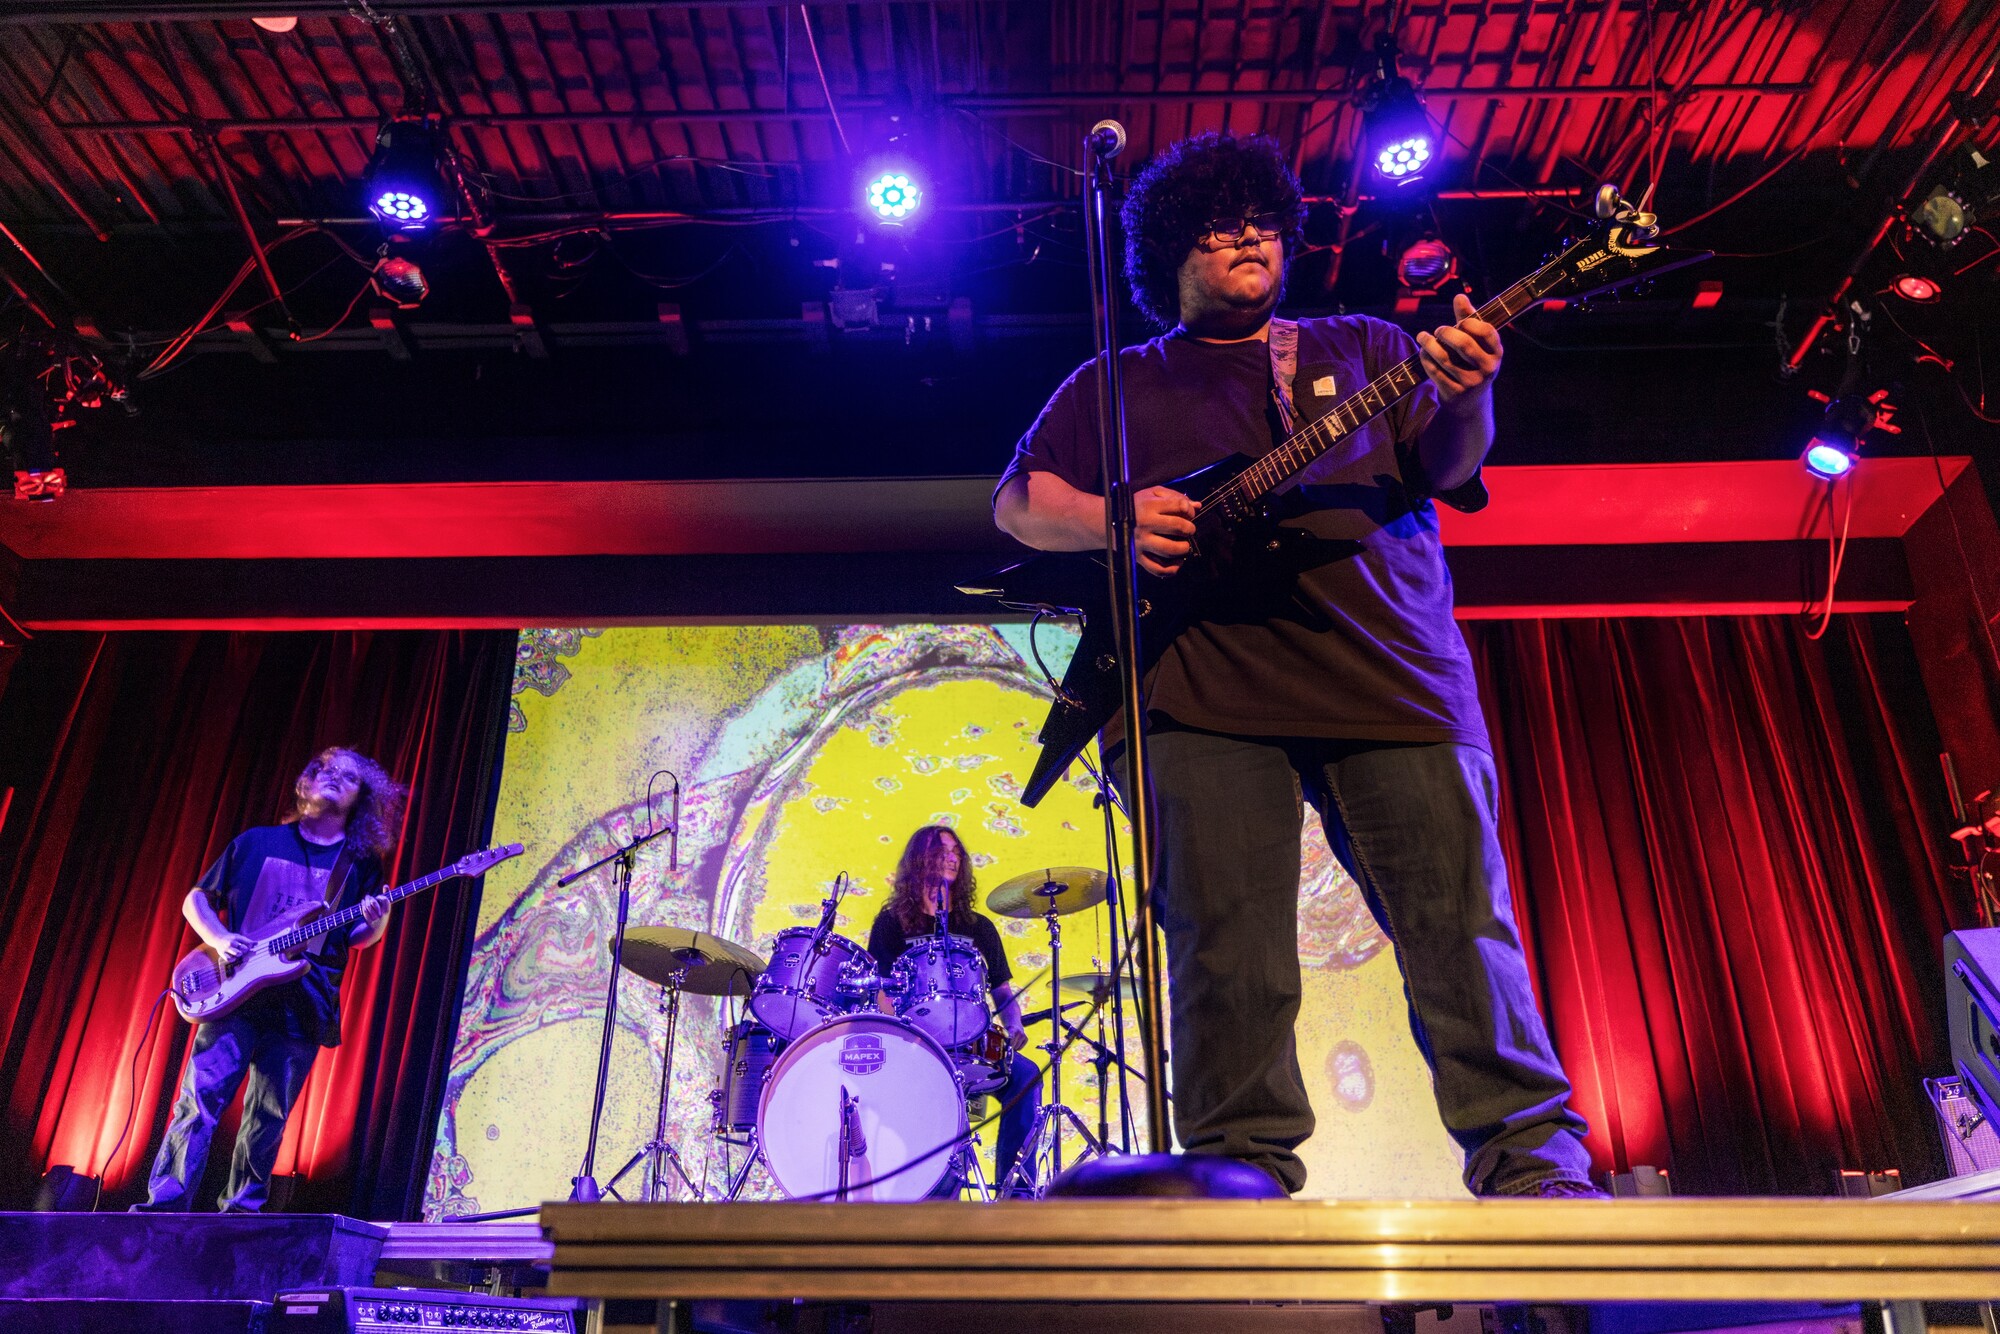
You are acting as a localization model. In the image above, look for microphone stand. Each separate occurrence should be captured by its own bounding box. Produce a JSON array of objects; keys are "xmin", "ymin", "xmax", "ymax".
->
[
  {"xmin": 561, "ymin": 819, "xmax": 675, "ymax": 1203},
  {"xmin": 1080, "ymin": 118, "xmax": 1171, "ymax": 1155}
]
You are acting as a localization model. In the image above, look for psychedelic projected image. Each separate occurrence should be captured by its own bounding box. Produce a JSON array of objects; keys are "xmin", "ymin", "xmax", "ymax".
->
[{"xmin": 424, "ymin": 625, "xmax": 1464, "ymax": 1217}]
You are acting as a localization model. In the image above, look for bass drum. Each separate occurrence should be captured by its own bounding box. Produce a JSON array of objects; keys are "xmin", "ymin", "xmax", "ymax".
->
[{"xmin": 756, "ymin": 1014, "xmax": 967, "ymax": 1202}]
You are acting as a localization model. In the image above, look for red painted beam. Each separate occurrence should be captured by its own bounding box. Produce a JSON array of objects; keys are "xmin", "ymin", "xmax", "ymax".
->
[{"xmin": 0, "ymin": 460, "xmax": 1969, "ymax": 562}]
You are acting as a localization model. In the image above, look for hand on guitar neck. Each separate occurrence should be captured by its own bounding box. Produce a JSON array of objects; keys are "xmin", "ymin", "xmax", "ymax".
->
[{"xmin": 183, "ymin": 887, "xmax": 391, "ymax": 963}]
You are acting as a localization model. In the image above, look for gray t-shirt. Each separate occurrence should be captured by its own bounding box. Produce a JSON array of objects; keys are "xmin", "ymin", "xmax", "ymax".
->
[{"xmin": 996, "ymin": 314, "xmax": 1490, "ymax": 749}]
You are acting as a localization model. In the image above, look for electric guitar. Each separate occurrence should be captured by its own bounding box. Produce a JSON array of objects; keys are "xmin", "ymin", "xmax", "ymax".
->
[
  {"xmin": 961, "ymin": 188, "xmax": 1702, "ymax": 807},
  {"xmin": 170, "ymin": 843, "xmax": 524, "ymax": 1022}
]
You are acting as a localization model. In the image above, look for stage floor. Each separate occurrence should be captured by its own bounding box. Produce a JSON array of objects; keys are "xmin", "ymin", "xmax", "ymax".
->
[{"xmin": 539, "ymin": 1197, "xmax": 2000, "ymax": 1305}]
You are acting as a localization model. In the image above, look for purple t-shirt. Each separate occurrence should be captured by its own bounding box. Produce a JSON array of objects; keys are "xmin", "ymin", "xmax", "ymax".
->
[{"xmin": 996, "ymin": 314, "xmax": 1490, "ymax": 749}]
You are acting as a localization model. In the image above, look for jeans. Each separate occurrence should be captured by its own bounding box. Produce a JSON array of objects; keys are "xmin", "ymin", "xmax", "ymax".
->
[
  {"xmin": 1116, "ymin": 727, "xmax": 1593, "ymax": 1195},
  {"xmin": 135, "ymin": 1009, "xmax": 319, "ymax": 1212},
  {"xmin": 991, "ymin": 1050, "xmax": 1041, "ymax": 1187}
]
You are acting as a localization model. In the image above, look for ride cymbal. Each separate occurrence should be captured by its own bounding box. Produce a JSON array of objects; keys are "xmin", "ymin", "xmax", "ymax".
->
[
  {"xmin": 985, "ymin": 866, "xmax": 1109, "ymax": 919},
  {"xmin": 623, "ymin": 926, "xmax": 765, "ymax": 997}
]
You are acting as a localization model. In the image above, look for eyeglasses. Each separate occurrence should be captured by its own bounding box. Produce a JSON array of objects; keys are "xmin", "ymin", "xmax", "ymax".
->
[
  {"xmin": 310, "ymin": 765, "xmax": 363, "ymax": 786},
  {"xmin": 1202, "ymin": 211, "xmax": 1288, "ymax": 246}
]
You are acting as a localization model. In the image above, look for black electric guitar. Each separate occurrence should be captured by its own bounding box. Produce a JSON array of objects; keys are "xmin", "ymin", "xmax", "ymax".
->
[{"xmin": 961, "ymin": 188, "xmax": 1702, "ymax": 808}]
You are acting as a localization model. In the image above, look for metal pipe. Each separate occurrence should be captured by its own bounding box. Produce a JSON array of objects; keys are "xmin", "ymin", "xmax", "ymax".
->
[
  {"xmin": 48, "ymin": 83, "xmax": 1815, "ymax": 135},
  {"xmin": 274, "ymin": 188, "xmax": 1583, "ymax": 228},
  {"xmin": 196, "ymin": 132, "xmax": 296, "ymax": 330}
]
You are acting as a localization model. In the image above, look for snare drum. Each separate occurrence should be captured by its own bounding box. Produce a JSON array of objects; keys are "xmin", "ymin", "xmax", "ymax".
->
[
  {"xmin": 750, "ymin": 928, "xmax": 871, "ymax": 1040},
  {"xmin": 756, "ymin": 1013, "xmax": 967, "ymax": 1202},
  {"xmin": 890, "ymin": 934, "xmax": 990, "ymax": 1048},
  {"xmin": 950, "ymin": 1022, "xmax": 1012, "ymax": 1097}
]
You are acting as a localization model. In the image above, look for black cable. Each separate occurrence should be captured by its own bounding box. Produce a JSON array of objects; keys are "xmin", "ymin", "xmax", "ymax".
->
[{"xmin": 93, "ymin": 986, "xmax": 172, "ymax": 1211}]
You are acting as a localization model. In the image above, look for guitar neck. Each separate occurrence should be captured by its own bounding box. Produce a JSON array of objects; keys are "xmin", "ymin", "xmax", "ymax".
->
[
  {"xmin": 263, "ymin": 865, "xmax": 457, "ymax": 955},
  {"xmin": 1218, "ymin": 262, "xmax": 1562, "ymax": 512}
]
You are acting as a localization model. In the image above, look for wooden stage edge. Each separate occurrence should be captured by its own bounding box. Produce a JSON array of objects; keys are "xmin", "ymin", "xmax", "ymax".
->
[{"xmin": 539, "ymin": 1198, "xmax": 2000, "ymax": 1304}]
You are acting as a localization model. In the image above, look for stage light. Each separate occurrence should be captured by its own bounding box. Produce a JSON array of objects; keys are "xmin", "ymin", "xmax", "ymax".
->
[
  {"xmin": 1362, "ymin": 40, "xmax": 1434, "ymax": 191},
  {"xmin": 1375, "ymin": 131, "xmax": 1433, "ymax": 182},
  {"xmin": 372, "ymin": 255, "xmax": 429, "ymax": 309},
  {"xmin": 864, "ymin": 170, "xmax": 923, "ymax": 224},
  {"xmin": 1395, "ymin": 237, "xmax": 1457, "ymax": 293},
  {"xmin": 2, "ymin": 356, "xmax": 62, "ymax": 503},
  {"xmin": 365, "ymin": 118, "xmax": 448, "ymax": 234},
  {"xmin": 251, "ymin": 16, "xmax": 299, "ymax": 33},
  {"xmin": 1803, "ymin": 439, "xmax": 1857, "ymax": 480},
  {"xmin": 1891, "ymin": 273, "xmax": 1942, "ymax": 303},
  {"xmin": 1801, "ymin": 392, "xmax": 1878, "ymax": 481},
  {"xmin": 1913, "ymin": 185, "xmax": 1970, "ymax": 246}
]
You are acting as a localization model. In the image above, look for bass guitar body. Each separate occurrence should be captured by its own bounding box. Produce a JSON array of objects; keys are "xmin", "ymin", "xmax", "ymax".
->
[{"xmin": 170, "ymin": 902, "xmax": 335, "ymax": 1024}]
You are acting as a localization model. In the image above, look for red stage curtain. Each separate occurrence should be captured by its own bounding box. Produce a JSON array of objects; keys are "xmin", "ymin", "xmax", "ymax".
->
[
  {"xmin": 1471, "ymin": 615, "xmax": 1969, "ymax": 1194},
  {"xmin": 0, "ymin": 630, "xmax": 513, "ymax": 1217}
]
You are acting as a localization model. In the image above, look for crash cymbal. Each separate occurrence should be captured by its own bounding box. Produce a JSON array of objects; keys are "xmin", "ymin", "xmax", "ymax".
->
[
  {"xmin": 623, "ymin": 926, "xmax": 765, "ymax": 997},
  {"xmin": 1055, "ymin": 971, "xmax": 1144, "ymax": 1005},
  {"xmin": 985, "ymin": 866, "xmax": 1109, "ymax": 919}
]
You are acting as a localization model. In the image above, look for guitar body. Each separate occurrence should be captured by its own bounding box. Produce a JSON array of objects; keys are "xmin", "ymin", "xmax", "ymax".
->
[
  {"xmin": 170, "ymin": 902, "xmax": 333, "ymax": 1023},
  {"xmin": 977, "ymin": 454, "xmax": 1303, "ymax": 808}
]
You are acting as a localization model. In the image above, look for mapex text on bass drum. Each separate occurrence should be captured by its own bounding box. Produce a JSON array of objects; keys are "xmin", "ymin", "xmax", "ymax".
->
[{"xmin": 755, "ymin": 1013, "xmax": 966, "ymax": 1202}]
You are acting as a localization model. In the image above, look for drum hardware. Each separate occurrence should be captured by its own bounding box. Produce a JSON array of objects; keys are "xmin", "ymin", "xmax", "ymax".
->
[
  {"xmin": 612, "ymin": 926, "xmax": 768, "ymax": 1203},
  {"xmin": 553, "ymin": 816, "xmax": 677, "ymax": 1204},
  {"xmin": 988, "ymin": 872, "xmax": 1110, "ymax": 1196},
  {"xmin": 603, "ymin": 956, "xmax": 704, "ymax": 1202}
]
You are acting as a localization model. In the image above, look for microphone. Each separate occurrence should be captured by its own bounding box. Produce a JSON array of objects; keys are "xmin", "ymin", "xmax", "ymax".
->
[
  {"xmin": 1086, "ymin": 119, "xmax": 1127, "ymax": 159},
  {"xmin": 669, "ymin": 771, "xmax": 681, "ymax": 874}
]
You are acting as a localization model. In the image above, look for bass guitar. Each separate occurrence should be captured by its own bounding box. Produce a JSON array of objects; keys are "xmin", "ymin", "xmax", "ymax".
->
[
  {"xmin": 170, "ymin": 843, "xmax": 524, "ymax": 1022},
  {"xmin": 962, "ymin": 188, "xmax": 1700, "ymax": 807}
]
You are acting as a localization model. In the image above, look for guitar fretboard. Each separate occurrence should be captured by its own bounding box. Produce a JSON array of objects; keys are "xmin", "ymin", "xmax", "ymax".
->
[
  {"xmin": 1207, "ymin": 257, "xmax": 1566, "ymax": 515},
  {"xmin": 261, "ymin": 863, "xmax": 459, "ymax": 956}
]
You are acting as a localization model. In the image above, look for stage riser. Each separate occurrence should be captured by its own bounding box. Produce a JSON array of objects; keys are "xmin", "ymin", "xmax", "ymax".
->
[
  {"xmin": 0, "ymin": 1298, "xmax": 270, "ymax": 1332},
  {"xmin": 0, "ymin": 1213, "xmax": 387, "ymax": 1302}
]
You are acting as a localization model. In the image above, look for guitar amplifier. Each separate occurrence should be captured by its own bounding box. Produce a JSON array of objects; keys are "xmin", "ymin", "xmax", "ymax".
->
[{"xmin": 270, "ymin": 1287, "xmax": 587, "ymax": 1332}]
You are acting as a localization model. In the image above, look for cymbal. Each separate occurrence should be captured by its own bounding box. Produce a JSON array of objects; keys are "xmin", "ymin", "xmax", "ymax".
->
[
  {"xmin": 1054, "ymin": 971, "xmax": 1144, "ymax": 1005},
  {"xmin": 623, "ymin": 926, "xmax": 765, "ymax": 997},
  {"xmin": 985, "ymin": 866, "xmax": 1108, "ymax": 919}
]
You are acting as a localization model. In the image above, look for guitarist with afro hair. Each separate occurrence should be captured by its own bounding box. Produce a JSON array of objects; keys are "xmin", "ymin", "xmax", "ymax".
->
[{"xmin": 995, "ymin": 131, "xmax": 1601, "ymax": 1199}]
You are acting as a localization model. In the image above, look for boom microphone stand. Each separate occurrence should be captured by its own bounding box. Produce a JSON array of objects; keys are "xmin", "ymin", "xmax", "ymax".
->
[
  {"xmin": 561, "ymin": 819, "xmax": 676, "ymax": 1203},
  {"xmin": 1076, "ymin": 118, "xmax": 1171, "ymax": 1157}
]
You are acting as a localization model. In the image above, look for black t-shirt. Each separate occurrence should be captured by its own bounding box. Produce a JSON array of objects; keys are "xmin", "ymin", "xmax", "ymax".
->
[
  {"xmin": 866, "ymin": 909, "xmax": 1014, "ymax": 993},
  {"xmin": 196, "ymin": 823, "xmax": 386, "ymax": 1046},
  {"xmin": 997, "ymin": 315, "xmax": 1490, "ymax": 750}
]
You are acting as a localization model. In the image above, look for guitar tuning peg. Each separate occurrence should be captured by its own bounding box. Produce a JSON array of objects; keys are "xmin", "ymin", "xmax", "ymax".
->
[{"xmin": 1594, "ymin": 183, "xmax": 1625, "ymax": 221}]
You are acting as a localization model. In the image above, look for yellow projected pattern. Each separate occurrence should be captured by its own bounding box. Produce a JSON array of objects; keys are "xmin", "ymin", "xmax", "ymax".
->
[{"xmin": 426, "ymin": 625, "xmax": 1463, "ymax": 1218}]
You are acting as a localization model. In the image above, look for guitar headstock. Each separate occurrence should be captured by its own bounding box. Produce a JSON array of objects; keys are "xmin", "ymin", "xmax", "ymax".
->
[
  {"xmin": 454, "ymin": 843, "xmax": 525, "ymax": 878},
  {"xmin": 1530, "ymin": 184, "xmax": 1706, "ymax": 306}
]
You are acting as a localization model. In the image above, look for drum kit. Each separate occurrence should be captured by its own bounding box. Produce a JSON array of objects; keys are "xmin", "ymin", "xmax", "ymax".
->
[{"xmin": 610, "ymin": 865, "xmax": 1144, "ymax": 1203}]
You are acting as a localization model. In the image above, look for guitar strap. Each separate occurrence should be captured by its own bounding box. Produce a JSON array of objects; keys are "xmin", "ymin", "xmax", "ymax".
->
[
  {"xmin": 302, "ymin": 830, "xmax": 357, "ymax": 962},
  {"xmin": 1267, "ymin": 316, "xmax": 1300, "ymax": 437}
]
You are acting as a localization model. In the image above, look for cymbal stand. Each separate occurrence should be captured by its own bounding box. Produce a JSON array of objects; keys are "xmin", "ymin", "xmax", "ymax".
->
[
  {"xmin": 604, "ymin": 963, "xmax": 702, "ymax": 1202},
  {"xmin": 1002, "ymin": 882, "xmax": 1104, "ymax": 1195}
]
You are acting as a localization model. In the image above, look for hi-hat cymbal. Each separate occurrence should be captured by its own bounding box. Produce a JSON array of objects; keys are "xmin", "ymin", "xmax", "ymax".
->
[
  {"xmin": 1054, "ymin": 972, "xmax": 1144, "ymax": 1005},
  {"xmin": 623, "ymin": 926, "xmax": 765, "ymax": 997},
  {"xmin": 985, "ymin": 866, "xmax": 1109, "ymax": 919}
]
